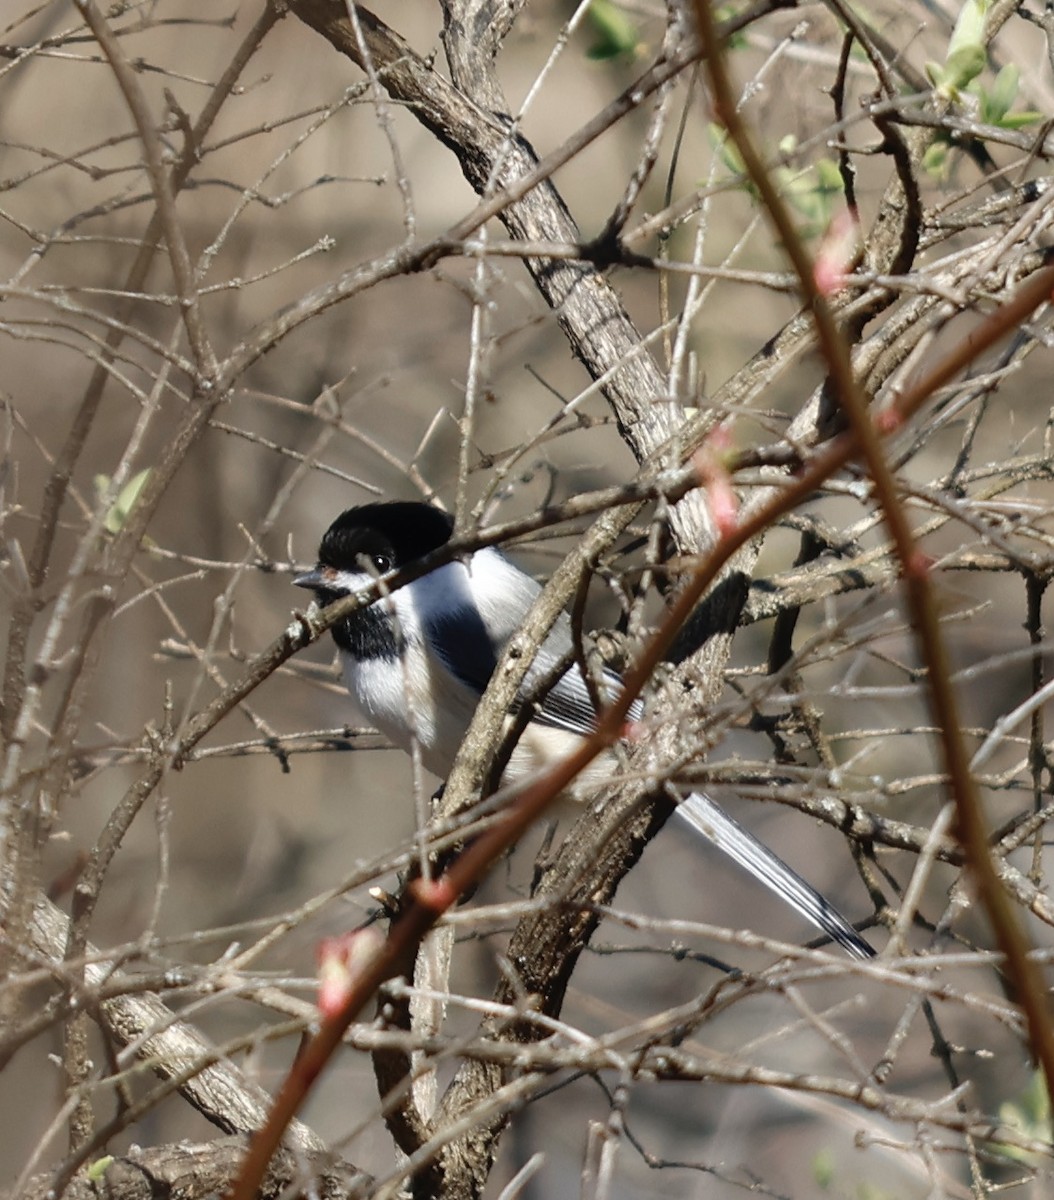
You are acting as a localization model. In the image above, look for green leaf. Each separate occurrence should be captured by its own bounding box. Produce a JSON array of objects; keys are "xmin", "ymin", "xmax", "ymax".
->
[
  {"xmin": 712, "ymin": 3, "xmax": 747, "ymax": 49},
  {"xmin": 94, "ymin": 468, "xmax": 152, "ymax": 535},
  {"xmin": 997, "ymin": 110, "xmax": 1044, "ymax": 129},
  {"xmin": 706, "ymin": 128, "xmax": 844, "ymax": 237},
  {"xmin": 86, "ymin": 1157, "xmax": 114, "ymax": 1181},
  {"xmin": 985, "ymin": 62, "xmax": 1019, "ymax": 122},
  {"xmin": 994, "ymin": 1070, "xmax": 1051, "ymax": 1162},
  {"xmin": 927, "ymin": 1, "xmax": 988, "ymax": 99},
  {"xmin": 587, "ymin": 0, "xmax": 639, "ymax": 60},
  {"xmin": 977, "ymin": 65, "xmax": 1042, "ymax": 129},
  {"xmin": 708, "ymin": 123, "xmax": 749, "ymax": 184},
  {"xmin": 921, "ymin": 139, "xmax": 951, "ymax": 180},
  {"xmin": 939, "ymin": 43, "xmax": 987, "ymax": 95},
  {"xmin": 947, "ymin": 0, "xmax": 989, "ymax": 61},
  {"xmin": 812, "ymin": 1148, "xmax": 835, "ymax": 1189},
  {"xmin": 781, "ymin": 158, "xmax": 843, "ymax": 238},
  {"xmin": 815, "ymin": 157, "xmax": 844, "ymax": 191}
]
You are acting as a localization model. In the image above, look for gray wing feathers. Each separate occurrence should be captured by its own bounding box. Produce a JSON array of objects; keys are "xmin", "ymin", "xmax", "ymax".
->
[
  {"xmin": 433, "ymin": 549, "xmax": 872, "ymax": 959},
  {"xmin": 677, "ymin": 792, "xmax": 874, "ymax": 959},
  {"xmin": 530, "ymin": 655, "xmax": 637, "ymax": 735},
  {"xmin": 537, "ymin": 657, "xmax": 873, "ymax": 959}
]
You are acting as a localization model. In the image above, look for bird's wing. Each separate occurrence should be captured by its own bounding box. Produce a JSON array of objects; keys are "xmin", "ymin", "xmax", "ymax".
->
[
  {"xmin": 524, "ymin": 635, "xmax": 874, "ymax": 958},
  {"xmin": 534, "ymin": 654, "xmax": 874, "ymax": 957},
  {"xmin": 528, "ymin": 655, "xmax": 642, "ymax": 735},
  {"xmin": 425, "ymin": 605, "xmax": 629, "ymax": 735},
  {"xmin": 424, "ymin": 607, "xmax": 500, "ymax": 694},
  {"xmin": 422, "ymin": 552, "xmax": 873, "ymax": 959}
]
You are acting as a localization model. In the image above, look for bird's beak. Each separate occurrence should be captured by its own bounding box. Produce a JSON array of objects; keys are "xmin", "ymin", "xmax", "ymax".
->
[{"xmin": 293, "ymin": 567, "xmax": 327, "ymax": 590}]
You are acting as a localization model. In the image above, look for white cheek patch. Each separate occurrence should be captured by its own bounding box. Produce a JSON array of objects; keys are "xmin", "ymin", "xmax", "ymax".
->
[
  {"xmin": 329, "ymin": 568, "xmax": 373, "ymax": 594},
  {"xmin": 403, "ymin": 562, "xmax": 478, "ymax": 625}
]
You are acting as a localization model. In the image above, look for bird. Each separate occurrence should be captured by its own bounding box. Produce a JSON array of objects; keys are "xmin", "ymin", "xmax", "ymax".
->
[{"xmin": 293, "ymin": 500, "xmax": 874, "ymax": 960}]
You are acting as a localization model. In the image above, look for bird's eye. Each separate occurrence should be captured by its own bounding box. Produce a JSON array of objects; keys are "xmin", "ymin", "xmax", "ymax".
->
[{"xmin": 371, "ymin": 553, "xmax": 392, "ymax": 572}]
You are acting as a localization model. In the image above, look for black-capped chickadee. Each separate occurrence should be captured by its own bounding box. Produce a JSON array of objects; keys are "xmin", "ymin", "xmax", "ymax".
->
[{"xmin": 294, "ymin": 501, "xmax": 874, "ymax": 960}]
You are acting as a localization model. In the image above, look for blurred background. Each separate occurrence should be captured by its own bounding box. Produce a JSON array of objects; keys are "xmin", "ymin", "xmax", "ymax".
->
[{"xmin": 2, "ymin": 1, "xmax": 1054, "ymax": 1197}]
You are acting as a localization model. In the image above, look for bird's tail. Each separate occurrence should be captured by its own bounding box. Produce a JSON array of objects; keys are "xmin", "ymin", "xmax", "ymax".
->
[{"xmin": 676, "ymin": 792, "xmax": 875, "ymax": 960}]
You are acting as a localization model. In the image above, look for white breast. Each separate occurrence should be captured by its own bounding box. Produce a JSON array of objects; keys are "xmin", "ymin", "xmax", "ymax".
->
[
  {"xmin": 339, "ymin": 550, "xmax": 593, "ymax": 789},
  {"xmin": 342, "ymin": 646, "xmax": 479, "ymax": 779}
]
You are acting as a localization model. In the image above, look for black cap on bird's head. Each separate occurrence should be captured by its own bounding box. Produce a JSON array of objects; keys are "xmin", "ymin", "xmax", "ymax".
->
[
  {"xmin": 322, "ymin": 502, "xmax": 453, "ymax": 571},
  {"xmin": 293, "ymin": 501, "xmax": 454, "ymax": 597},
  {"xmin": 293, "ymin": 501, "xmax": 456, "ymax": 658}
]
